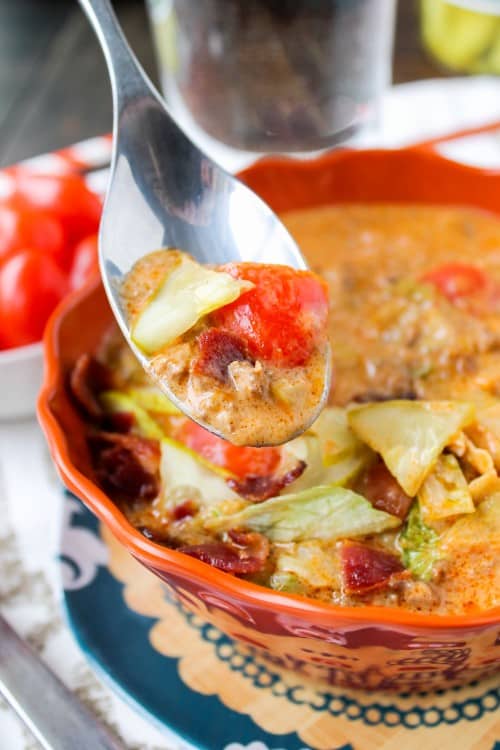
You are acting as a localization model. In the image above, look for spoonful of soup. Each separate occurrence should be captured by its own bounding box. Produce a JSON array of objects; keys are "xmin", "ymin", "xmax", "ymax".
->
[{"xmin": 78, "ymin": 0, "xmax": 331, "ymax": 445}]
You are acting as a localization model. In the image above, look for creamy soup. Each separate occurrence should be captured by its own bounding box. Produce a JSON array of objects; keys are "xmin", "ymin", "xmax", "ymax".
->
[{"xmin": 71, "ymin": 205, "xmax": 500, "ymax": 615}]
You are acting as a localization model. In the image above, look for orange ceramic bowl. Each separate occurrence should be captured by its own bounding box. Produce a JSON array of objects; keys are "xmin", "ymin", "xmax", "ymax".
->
[{"xmin": 38, "ymin": 148, "xmax": 500, "ymax": 692}]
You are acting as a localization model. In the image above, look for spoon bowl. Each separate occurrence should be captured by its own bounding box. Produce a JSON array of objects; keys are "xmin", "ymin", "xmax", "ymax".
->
[{"xmin": 78, "ymin": 0, "xmax": 330, "ymax": 443}]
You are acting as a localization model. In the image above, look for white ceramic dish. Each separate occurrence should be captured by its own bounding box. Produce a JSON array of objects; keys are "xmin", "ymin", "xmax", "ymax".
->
[{"xmin": 0, "ymin": 342, "xmax": 44, "ymax": 420}]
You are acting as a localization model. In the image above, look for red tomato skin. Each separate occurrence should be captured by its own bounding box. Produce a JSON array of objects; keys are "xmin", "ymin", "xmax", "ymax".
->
[
  {"xmin": 69, "ymin": 234, "xmax": 99, "ymax": 290},
  {"xmin": 176, "ymin": 420, "xmax": 281, "ymax": 479},
  {"xmin": 5, "ymin": 173, "xmax": 101, "ymax": 245},
  {"xmin": 0, "ymin": 250, "xmax": 68, "ymax": 348},
  {"xmin": 212, "ymin": 263, "xmax": 329, "ymax": 367},
  {"xmin": 0, "ymin": 205, "xmax": 66, "ymax": 267},
  {"xmin": 421, "ymin": 263, "xmax": 488, "ymax": 301}
]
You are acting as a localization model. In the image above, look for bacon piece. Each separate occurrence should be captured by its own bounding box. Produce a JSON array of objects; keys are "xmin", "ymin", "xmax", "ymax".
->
[
  {"xmin": 227, "ymin": 460, "xmax": 306, "ymax": 502},
  {"xmin": 227, "ymin": 528, "xmax": 270, "ymax": 562},
  {"xmin": 89, "ymin": 431, "xmax": 160, "ymax": 500},
  {"xmin": 107, "ymin": 411, "xmax": 135, "ymax": 433},
  {"xmin": 340, "ymin": 541, "xmax": 404, "ymax": 595},
  {"xmin": 194, "ymin": 328, "xmax": 252, "ymax": 382},
  {"xmin": 69, "ymin": 354, "xmax": 113, "ymax": 420},
  {"xmin": 354, "ymin": 459, "xmax": 413, "ymax": 520},
  {"xmin": 171, "ymin": 499, "xmax": 198, "ymax": 521},
  {"xmin": 180, "ymin": 529, "xmax": 269, "ymax": 575}
]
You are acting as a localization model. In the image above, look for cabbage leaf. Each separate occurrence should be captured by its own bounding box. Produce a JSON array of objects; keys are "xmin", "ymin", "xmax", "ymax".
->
[
  {"xmin": 399, "ymin": 501, "xmax": 441, "ymax": 581},
  {"xmin": 348, "ymin": 400, "xmax": 475, "ymax": 496},
  {"xmin": 418, "ymin": 453, "xmax": 474, "ymax": 522},
  {"xmin": 132, "ymin": 254, "xmax": 253, "ymax": 354},
  {"xmin": 206, "ymin": 485, "xmax": 401, "ymax": 542},
  {"xmin": 99, "ymin": 390, "xmax": 164, "ymax": 440},
  {"xmin": 158, "ymin": 438, "xmax": 239, "ymax": 512}
]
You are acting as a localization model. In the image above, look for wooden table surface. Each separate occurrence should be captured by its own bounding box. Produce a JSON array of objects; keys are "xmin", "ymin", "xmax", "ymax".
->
[{"xmin": 0, "ymin": 0, "xmax": 451, "ymax": 169}]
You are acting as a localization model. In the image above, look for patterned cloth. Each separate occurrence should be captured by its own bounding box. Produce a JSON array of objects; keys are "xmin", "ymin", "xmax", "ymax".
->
[{"xmin": 2, "ymin": 77, "xmax": 500, "ymax": 749}]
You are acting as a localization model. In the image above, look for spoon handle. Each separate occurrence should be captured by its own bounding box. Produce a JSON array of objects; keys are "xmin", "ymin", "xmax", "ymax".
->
[
  {"xmin": 77, "ymin": 0, "xmax": 158, "ymax": 114},
  {"xmin": 0, "ymin": 613, "xmax": 125, "ymax": 750}
]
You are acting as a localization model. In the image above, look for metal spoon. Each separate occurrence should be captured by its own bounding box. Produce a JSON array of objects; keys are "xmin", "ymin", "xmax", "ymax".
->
[
  {"xmin": 78, "ymin": 0, "xmax": 330, "ymax": 444},
  {"xmin": 0, "ymin": 612, "xmax": 125, "ymax": 750}
]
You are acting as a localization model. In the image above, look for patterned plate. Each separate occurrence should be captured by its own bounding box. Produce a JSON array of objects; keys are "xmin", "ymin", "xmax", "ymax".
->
[{"xmin": 59, "ymin": 492, "xmax": 500, "ymax": 750}]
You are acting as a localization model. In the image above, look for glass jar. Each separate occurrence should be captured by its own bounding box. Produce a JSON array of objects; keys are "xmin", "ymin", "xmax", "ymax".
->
[{"xmin": 146, "ymin": 0, "xmax": 396, "ymax": 169}]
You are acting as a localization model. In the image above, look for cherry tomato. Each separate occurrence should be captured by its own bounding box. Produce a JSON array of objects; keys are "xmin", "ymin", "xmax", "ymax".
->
[
  {"xmin": 0, "ymin": 250, "xmax": 68, "ymax": 348},
  {"xmin": 69, "ymin": 234, "xmax": 99, "ymax": 290},
  {"xmin": 0, "ymin": 205, "xmax": 65, "ymax": 267},
  {"xmin": 4, "ymin": 172, "xmax": 101, "ymax": 245},
  {"xmin": 421, "ymin": 263, "xmax": 488, "ymax": 301},
  {"xmin": 212, "ymin": 263, "xmax": 329, "ymax": 367},
  {"xmin": 177, "ymin": 420, "xmax": 281, "ymax": 479}
]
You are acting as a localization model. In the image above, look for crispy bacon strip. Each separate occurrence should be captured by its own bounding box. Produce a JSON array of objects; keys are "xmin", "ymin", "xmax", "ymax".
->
[
  {"xmin": 341, "ymin": 541, "xmax": 404, "ymax": 595},
  {"xmin": 69, "ymin": 354, "xmax": 113, "ymax": 419},
  {"xmin": 89, "ymin": 431, "xmax": 160, "ymax": 500},
  {"xmin": 180, "ymin": 529, "xmax": 269, "ymax": 574},
  {"xmin": 194, "ymin": 328, "xmax": 252, "ymax": 382},
  {"xmin": 227, "ymin": 460, "xmax": 306, "ymax": 502},
  {"xmin": 171, "ymin": 500, "xmax": 198, "ymax": 521},
  {"xmin": 354, "ymin": 459, "xmax": 413, "ymax": 520}
]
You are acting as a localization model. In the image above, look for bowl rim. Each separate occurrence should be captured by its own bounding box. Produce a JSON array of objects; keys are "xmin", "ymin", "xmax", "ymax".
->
[{"xmin": 38, "ymin": 146, "xmax": 500, "ymax": 632}]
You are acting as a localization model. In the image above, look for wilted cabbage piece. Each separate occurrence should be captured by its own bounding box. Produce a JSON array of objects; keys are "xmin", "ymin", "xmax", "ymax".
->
[
  {"xmin": 268, "ymin": 571, "xmax": 308, "ymax": 594},
  {"xmin": 207, "ymin": 485, "xmax": 401, "ymax": 543},
  {"xmin": 283, "ymin": 433, "xmax": 370, "ymax": 494},
  {"xmin": 418, "ymin": 453, "xmax": 474, "ymax": 522},
  {"xmin": 99, "ymin": 390, "xmax": 164, "ymax": 440},
  {"xmin": 132, "ymin": 254, "xmax": 253, "ymax": 354},
  {"xmin": 284, "ymin": 410, "xmax": 373, "ymax": 493},
  {"xmin": 348, "ymin": 400, "xmax": 475, "ymax": 496},
  {"xmin": 274, "ymin": 541, "xmax": 340, "ymax": 588},
  {"xmin": 126, "ymin": 386, "xmax": 181, "ymax": 415},
  {"xmin": 441, "ymin": 491, "xmax": 500, "ymax": 551},
  {"xmin": 158, "ymin": 438, "xmax": 239, "ymax": 512},
  {"xmin": 310, "ymin": 407, "xmax": 363, "ymax": 466},
  {"xmin": 399, "ymin": 502, "xmax": 442, "ymax": 581}
]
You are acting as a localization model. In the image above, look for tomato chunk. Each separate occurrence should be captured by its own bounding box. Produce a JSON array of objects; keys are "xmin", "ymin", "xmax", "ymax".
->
[
  {"xmin": 341, "ymin": 542, "xmax": 404, "ymax": 594},
  {"xmin": 176, "ymin": 419, "xmax": 281, "ymax": 479},
  {"xmin": 421, "ymin": 263, "xmax": 488, "ymax": 301},
  {"xmin": 212, "ymin": 263, "xmax": 329, "ymax": 367}
]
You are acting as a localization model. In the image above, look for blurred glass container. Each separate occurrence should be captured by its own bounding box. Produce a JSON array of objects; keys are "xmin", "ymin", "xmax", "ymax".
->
[
  {"xmin": 145, "ymin": 0, "xmax": 396, "ymax": 168},
  {"xmin": 421, "ymin": 0, "xmax": 500, "ymax": 74}
]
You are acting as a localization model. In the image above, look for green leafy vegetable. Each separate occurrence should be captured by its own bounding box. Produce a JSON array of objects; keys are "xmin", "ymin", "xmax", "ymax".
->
[
  {"xmin": 99, "ymin": 390, "xmax": 164, "ymax": 440},
  {"xmin": 158, "ymin": 437, "xmax": 239, "ymax": 513},
  {"xmin": 418, "ymin": 453, "xmax": 474, "ymax": 522},
  {"xmin": 126, "ymin": 386, "xmax": 182, "ymax": 415},
  {"xmin": 311, "ymin": 407, "xmax": 364, "ymax": 466},
  {"xmin": 274, "ymin": 541, "xmax": 340, "ymax": 588},
  {"xmin": 268, "ymin": 572, "xmax": 307, "ymax": 594},
  {"xmin": 132, "ymin": 254, "xmax": 253, "ymax": 354},
  {"xmin": 348, "ymin": 400, "xmax": 475, "ymax": 496},
  {"xmin": 284, "ymin": 410, "xmax": 373, "ymax": 493},
  {"xmin": 442, "ymin": 491, "xmax": 500, "ymax": 551},
  {"xmin": 399, "ymin": 502, "xmax": 441, "ymax": 581},
  {"xmin": 206, "ymin": 485, "xmax": 401, "ymax": 543}
]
